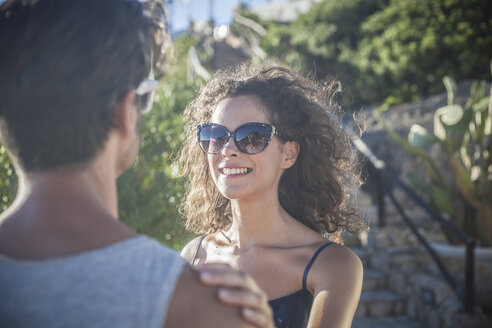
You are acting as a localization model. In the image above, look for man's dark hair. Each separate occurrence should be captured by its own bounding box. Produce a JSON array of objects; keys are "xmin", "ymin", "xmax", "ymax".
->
[{"xmin": 0, "ymin": 0, "xmax": 168, "ymax": 171}]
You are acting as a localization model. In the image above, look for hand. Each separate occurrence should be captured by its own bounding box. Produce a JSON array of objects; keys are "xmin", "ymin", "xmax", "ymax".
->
[{"xmin": 196, "ymin": 263, "xmax": 274, "ymax": 328}]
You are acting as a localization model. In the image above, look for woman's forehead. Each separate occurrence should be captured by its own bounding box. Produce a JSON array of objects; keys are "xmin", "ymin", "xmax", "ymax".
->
[{"xmin": 211, "ymin": 95, "xmax": 270, "ymax": 125}]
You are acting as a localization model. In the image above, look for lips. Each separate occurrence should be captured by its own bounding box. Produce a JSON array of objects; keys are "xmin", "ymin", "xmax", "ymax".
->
[{"xmin": 219, "ymin": 167, "xmax": 252, "ymax": 176}]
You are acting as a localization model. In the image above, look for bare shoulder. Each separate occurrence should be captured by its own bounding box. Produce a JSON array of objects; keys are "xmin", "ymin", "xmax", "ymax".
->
[
  {"xmin": 163, "ymin": 264, "xmax": 253, "ymax": 328},
  {"xmin": 309, "ymin": 243, "xmax": 363, "ymax": 293},
  {"xmin": 305, "ymin": 244, "xmax": 363, "ymax": 327},
  {"xmin": 321, "ymin": 243, "xmax": 363, "ymax": 271},
  {"xmin": 180, "ymin": 236, "xmax": 203, "ymax": 263}
]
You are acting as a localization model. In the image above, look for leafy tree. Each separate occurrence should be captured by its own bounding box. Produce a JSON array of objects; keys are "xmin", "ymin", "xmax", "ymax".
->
[
  {"xmin": 353, "ymin": 0, "xmax": 492, "ymax": 105},
  {"xmin": 257, "ymin": 0, "xmax": 492, "ymax": 108},
  {"xmin": 259, "ymin": 0, "xmax": 386, "ymax": 107}
]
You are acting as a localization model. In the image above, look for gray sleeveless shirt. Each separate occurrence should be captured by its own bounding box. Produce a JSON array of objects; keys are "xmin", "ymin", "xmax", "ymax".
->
[{"xmin": 0, "ymin": 235, "xmax": 185, "ymax": 328}]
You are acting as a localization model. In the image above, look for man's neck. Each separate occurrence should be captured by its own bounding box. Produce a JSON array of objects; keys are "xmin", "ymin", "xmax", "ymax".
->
[
  {"xmin": 24, "ymin": 166, "xmax": 118, "ymax": 216},
  {"xmin": 0, "ymin": 164, "xmax": 136, "ymax": 260}
]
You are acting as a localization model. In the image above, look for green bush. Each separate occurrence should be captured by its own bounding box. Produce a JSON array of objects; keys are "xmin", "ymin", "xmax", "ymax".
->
[
  {"xmin": 354, "ymin": 0, "xmax": 492, "ymax": 105},
  {"xmin": 257, "ymin": 0, "xmax": 492, "ymax": 108},
  {"xmin": 260, "ymin": 0, "xmax": 385, "ymax": 107}
]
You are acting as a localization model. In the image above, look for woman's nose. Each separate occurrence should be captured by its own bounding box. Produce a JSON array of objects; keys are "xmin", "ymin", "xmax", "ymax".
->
[{"xmin": 221, "ymin": 137, "xmax": 238, "ymax": 158}]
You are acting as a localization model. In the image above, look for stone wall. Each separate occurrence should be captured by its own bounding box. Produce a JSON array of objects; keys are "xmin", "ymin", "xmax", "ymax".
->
[{"xmin": 366, "ymin": 204, "xmax": 491, "ymax": 328}]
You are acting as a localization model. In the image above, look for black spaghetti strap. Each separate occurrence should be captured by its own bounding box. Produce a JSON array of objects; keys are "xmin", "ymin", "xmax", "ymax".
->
[
  {"xmin": 302, "ymin": 242, "xmax": 335, "ymax": 290},
  {"xmin": 191, "ymin": 235, "xmax": 207, "ymax": 266}
]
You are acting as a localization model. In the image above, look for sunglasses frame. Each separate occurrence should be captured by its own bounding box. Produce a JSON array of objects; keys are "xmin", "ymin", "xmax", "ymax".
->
[
  {"xmin": 197, "ymin": 122, "xmax": 282, "ymax": 155},
  {"xmin": 135, "ymin": 78, "xmax": 158, "ymax": 114}
]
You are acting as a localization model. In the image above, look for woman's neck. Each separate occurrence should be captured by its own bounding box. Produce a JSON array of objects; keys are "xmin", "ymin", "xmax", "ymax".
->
[{"xmin": 225, "ymin": 193, "xmax": 293, "ymax": 248}]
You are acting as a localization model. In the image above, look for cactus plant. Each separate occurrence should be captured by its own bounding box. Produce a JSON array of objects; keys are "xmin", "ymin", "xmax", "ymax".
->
[{"xmin": 374, "ymin": 63, "xmax": 492, "ymax": 246}]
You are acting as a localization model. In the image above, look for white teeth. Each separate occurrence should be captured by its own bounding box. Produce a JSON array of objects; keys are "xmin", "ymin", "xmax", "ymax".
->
[{"xmin": 223, "ymin": 168, "xmax": 248, "ymax": 175}]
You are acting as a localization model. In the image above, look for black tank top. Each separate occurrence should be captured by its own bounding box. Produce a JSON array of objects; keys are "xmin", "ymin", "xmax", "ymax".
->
[{"xmin": 192, "ymin": 237, "xmax": 334, "ymax": 328}]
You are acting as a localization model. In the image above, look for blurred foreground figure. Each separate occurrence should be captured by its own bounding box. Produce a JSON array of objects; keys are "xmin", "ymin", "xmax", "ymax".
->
[{"xmin": 0, "ymin": 1, "xmax": 272, "ymax": 327}]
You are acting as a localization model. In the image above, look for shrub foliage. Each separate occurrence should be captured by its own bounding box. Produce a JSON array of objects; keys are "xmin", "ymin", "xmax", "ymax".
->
[{"xmin": 260, "ymin": 0, "xmax": 492, "ymax": 107}]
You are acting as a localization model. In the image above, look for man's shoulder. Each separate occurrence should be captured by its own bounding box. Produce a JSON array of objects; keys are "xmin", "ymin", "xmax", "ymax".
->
[
  {"xmin": 134, "ymin": 235, "xmax": 179, "ymax": 256},
  {"xmin": 122, "ymin": 235, "xmax": 185, "ymax": 275},
  {"xmin": 164, "ymin": 264, "xmax": 253, "ymax": 328}
]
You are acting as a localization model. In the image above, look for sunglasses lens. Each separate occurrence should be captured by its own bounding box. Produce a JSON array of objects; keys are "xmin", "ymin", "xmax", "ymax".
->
[
  {"xmin": 199, "ymin": 125, "xmax": 228, "ymax": 154},
  {"xmin": 138, "ymin": 90, "xmax": 155, "ymax": 114},
  {"xmin": 135, "ymin": 79, "xmax": 158, "ymax": 114},
  {"xmin": 235, "ymin": 125, "xmax": 271, "ymax": 154}
]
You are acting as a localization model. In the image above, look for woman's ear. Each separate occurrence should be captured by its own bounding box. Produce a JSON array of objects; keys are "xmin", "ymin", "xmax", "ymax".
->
[{"xmin": 281, "ymin": 141, "xmax": 300, "ymax": 169}]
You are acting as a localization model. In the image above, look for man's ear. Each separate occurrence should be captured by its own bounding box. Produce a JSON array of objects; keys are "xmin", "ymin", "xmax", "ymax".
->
[
  {"xmin": 281, "ymin": 141, "xmax": 300, "ymax": 169},
  {"xmin": 113, "ymin": 91, "xmax": 137, "ymax": 136}
]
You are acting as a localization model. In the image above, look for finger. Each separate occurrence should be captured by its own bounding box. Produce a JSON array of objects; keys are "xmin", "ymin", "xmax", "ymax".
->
[
  {"xmin": 242, "ymin": 307, "xmax": 274, "ymax": 328},
  {"xmin": 219, "ymin": 290, "xmax": 273, "ymax": 328},
  {"xmin": 199, "ymin": 270, "xmax": 252, "ymax": 289},
  {"xmin": 217, "ymin": 288, "xmax": 265, "ymax": 309},
  {"xmin": 195, "ymin": 262, "xmax": 233, "ymax": 271}
]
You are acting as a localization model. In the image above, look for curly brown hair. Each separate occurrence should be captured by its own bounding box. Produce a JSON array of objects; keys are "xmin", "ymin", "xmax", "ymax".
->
[{"xmin": 178, "ymin": 63, "xmax": 366, "ymax": 239}]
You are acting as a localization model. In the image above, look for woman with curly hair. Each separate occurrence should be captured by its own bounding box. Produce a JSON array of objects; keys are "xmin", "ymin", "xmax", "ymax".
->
[{"xmin": 179, "ymin": 63, "xmax": 366, "ymax": 328}]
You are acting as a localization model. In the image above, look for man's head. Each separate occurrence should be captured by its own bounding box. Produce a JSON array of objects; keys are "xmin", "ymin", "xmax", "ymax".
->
[{"xmin": 0, "ymin": 0, "xmax": 167, "ymax": 172}]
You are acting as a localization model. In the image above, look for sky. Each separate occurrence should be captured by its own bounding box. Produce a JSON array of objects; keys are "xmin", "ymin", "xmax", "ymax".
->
[{"xmin": 167, "ymin": 0, "xmax": 278, "ymax": 34}]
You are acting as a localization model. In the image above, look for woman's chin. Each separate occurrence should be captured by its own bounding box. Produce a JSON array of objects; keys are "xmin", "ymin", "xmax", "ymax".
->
[{"xmin": 217, "ymin": 185, "xmax": 250, "ymax": 201}]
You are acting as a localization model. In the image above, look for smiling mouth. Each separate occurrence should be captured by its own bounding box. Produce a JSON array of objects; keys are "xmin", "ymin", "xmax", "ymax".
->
[{"xmin": 220, "ymin": 168, "xmax": 252, "ymax": 176}]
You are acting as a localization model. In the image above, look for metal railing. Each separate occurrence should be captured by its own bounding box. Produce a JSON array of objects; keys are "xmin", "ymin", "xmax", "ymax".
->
[{"xmin": 353, "ymin": 137, "xmax": 476, "ymax": 313}]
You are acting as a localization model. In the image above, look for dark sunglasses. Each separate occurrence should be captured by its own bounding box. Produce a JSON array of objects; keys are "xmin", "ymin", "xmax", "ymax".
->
[
  {"xmin": 197, "ymin": 122, "xmax": 282, "ymax": 155},
  {"xmin": 135, "ymin": 79, "xmax": 158, "ymax": 114}
]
